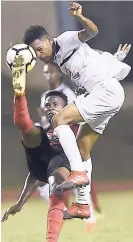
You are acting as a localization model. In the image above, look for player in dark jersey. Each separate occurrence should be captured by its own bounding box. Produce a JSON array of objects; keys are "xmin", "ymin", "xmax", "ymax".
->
[{"xmin": 1, "ymin": 56, "xmax": 85, "ymax": 242}]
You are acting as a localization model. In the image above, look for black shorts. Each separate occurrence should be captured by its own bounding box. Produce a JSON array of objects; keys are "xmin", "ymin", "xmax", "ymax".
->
[
  {"xmin": 46, "ymin": 152, "xmax": 70, "ymax": 180},
  {"xmin": 22, "ymin": 128, "xmax": 70, "ymax": 182}
]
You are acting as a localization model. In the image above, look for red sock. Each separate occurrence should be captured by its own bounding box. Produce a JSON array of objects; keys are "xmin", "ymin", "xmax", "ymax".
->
[
  {"xmin": 46, "ymin": 194, "xmax": 65, "ymax": 242},
  {"xmin": 14, "ymin": 94, "xmax": 33, "ymax": 132}
]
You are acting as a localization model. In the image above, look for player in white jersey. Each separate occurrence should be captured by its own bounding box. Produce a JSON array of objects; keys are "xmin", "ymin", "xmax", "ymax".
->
[
  {"xmin": 38, "ymin": 43, "xmax": 129, "ymax": 212},
  {"xmin": 23, "ymin": 2, "xmax": 131, "ymax": 196},
  {"xmin": 38, "ymin": 43, "xmax": 130, "ymax": 224}
]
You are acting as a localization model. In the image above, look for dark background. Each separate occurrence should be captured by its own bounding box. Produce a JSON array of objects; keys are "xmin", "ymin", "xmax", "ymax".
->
[{"xmin": 1, "ymin": 1, "xmax": 133, "ymax": 188}]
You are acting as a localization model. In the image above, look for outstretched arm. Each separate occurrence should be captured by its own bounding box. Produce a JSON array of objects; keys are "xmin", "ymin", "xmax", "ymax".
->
[
  {"xmin": 16, "ymin": 173, "xmax": 43, "ymax": 207},
  {"xmin": 68, "ymin": 2, "xmax": 98, "ymax": 42},
  {"xmin": 1, "ymin": 173, "xmax": 44, "ymax": 222},
  {"xmin": 95, "ymin": 43, "xmax": 131, "ymax": 62}
]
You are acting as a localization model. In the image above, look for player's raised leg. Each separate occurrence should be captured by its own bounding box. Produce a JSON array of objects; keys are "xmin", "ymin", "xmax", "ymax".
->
[
  {"xmin": 52, "ymin": 103, "xmax": 90, "ymax": 191},
  {"xmin": 53, "ymin": 109, "xmax": 99, "ymax": 192}
]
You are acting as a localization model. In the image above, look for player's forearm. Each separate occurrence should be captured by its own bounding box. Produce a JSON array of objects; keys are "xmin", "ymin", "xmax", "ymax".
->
[
  {"xmin": 16, "ymin": 173, "xmax": 41, "ymax": 207},
  {"xmin": 76, "ymin": 14, "xmax": 99, "ymax": 37}
]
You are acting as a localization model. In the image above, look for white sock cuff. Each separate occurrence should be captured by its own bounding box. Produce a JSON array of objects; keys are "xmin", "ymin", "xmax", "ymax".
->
[{"xmin": 83, "ymin": 158, "xmax": 92, "ymax": 182}]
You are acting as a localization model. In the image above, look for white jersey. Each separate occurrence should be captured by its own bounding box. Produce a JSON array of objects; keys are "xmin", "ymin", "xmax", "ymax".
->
[
  {"xmin": 40, "ymin": 83, "xmax": 76, "ymax": 108},
  {"xmin": 54, "ymin": 31, "xmax": 131, "ymax": 93}
]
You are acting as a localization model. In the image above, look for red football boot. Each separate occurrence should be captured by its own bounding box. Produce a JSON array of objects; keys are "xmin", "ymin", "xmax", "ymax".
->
[
  {"xmin": 64, "ymin": 202, "xmax": 90, "ymax": 220},
  {"xmin": 56, "ymin": 171, "xmax": 89, "ymax": 192}
]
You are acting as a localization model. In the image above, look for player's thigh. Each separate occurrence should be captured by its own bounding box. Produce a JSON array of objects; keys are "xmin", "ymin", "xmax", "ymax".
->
[
  {"xmin": 52, "ymin": 103, "xmax": 84, "ymax": 127},
  {"xmin": 47, "ymin": 152, "xmax": 70, "ymax": 186},
  {"xmin": 76, "ymin": 123, "xmax": 100, "ymax": 161}
]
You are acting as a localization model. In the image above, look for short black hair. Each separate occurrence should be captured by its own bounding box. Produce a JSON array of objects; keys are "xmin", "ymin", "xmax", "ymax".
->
[
  {"xmin": 23, "ymin": 25, "xmax": 48, "ymax": 45},
  {"xmin": 45, "ymin": 91, "xmax": 68, "ymax": 106}
]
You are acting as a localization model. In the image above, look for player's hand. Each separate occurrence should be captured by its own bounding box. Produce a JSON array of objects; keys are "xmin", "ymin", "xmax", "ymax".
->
[
  {"xmin": 1, "ymin": 204, "xmax": 22, "ymax": 222},
  {"xmin": 68, "ymin": 2, "xmax": 82, "ymax": 17},
  {"xmin": 117, "ymin": 43, "xmax": 131, "ymax": 54},
  {"xmin": 114, "ymin": 43, "xmax": 131, "ymax": 62}
]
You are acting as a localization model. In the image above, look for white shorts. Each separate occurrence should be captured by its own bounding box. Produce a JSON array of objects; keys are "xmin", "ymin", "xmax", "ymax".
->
[{"xmin": 75, "ymin": 78, "xmax": 125, "ymax": 134}]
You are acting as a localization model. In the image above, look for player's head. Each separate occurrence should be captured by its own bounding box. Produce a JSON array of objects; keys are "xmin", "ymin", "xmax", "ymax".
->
[
  {"xmin": 43, "ymin": 63, "xmax": 63, "ymax": 87},
  {"xmin": 43, "ymin": 91, "xmax": 68, "ymax": 122},
  {"xmin": 23, "ymin": 25, "xmax": 54, "ymax": 63}
]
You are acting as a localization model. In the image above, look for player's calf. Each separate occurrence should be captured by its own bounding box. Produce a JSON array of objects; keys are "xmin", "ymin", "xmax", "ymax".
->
[
  {"xmin": 46, "ymin": 168, "xmax": 69, "ymax": 242},
  {"xmin": 63, "ymin": 158, "xmax": 93, "ymax": 220}
]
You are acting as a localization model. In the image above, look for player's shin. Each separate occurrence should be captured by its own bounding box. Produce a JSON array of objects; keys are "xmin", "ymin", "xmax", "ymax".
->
[
  {"xmin": 76, "ymin": 158, "xmax": 92, "ymax": 204},
  {"xmin": 54, "ymin": 125, "xmax": 89, "ymax": 191},
  {"xmin": 46, "ymin": 176, "xmax": 65, "ymax": 242},
  {"xmin": 14, "ymin": 94, "xmax": 33, "ymax": 132},
  {"xmin": 46, "ymin": 194, "xmax": 65, "ymax": 242},
  {"xmin": 63, "ymin": 158, "xmax": 93, "ymax": 219}
]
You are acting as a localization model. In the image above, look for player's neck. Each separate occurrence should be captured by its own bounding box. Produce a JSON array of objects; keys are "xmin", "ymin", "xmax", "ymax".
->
[{"xmin": 50, "ymin": 82, "xmax": 62, "ymax": 90}]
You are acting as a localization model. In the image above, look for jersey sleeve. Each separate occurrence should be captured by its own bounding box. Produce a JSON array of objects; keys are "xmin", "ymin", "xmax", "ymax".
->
[{"xmin": 56, "ymin": 31, "xmax": 83, "ymax": 50}]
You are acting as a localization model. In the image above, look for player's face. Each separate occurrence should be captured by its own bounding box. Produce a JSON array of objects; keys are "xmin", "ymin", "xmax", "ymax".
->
[
  {"xmin": 44, "ymin": 96, "xmax": 65, "ymax": 121},
  {"xmin": 43, "ymin": 64, "xmax": 62, "ymax": 86},
  {"xmin": 31, "ymin": 36, "xmax": 54, "ymax": 63}
]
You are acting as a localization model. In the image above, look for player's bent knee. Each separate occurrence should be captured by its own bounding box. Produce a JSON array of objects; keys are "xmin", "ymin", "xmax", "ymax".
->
[
  {"xmin": 52, "ymin": 114, "xmax": 67, "ymax": 128},
  {"xmin": 48, "ymin": 168, "xmax": 70, "ymax": 195}
]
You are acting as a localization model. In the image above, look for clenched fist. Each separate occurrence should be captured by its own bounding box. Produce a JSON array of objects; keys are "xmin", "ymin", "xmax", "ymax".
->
[{"xmin": 68, "ymin": 2, "xmax": 82, "ymax": 17}]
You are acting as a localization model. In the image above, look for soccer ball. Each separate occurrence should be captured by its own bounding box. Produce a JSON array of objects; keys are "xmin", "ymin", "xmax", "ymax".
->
[{"xmin": 6, "ymin": 43, "xmax": 37, "ymax": 73}]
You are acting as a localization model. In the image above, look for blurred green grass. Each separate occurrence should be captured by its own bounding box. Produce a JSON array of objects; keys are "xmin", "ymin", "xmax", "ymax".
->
[{"xmin": 1, "ymin": 191, "xmax": 133, "ymax": 242}]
